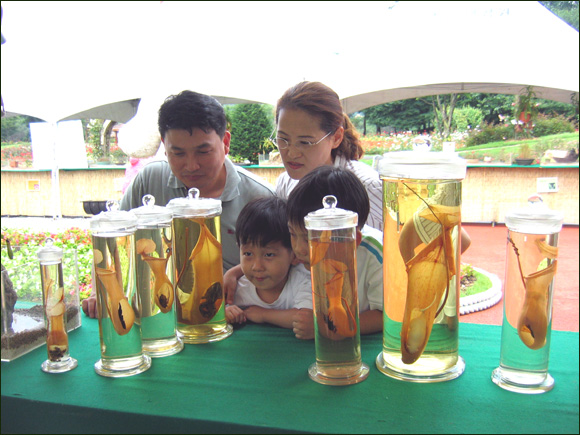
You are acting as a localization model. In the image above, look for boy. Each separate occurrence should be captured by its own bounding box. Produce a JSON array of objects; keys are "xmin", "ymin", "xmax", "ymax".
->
[
  {"xmin": 286, "ymin": 166, "xmax": 383, "ymax": 338},
  {"xmin": 225, "ymin": 197, "xmax": 313, "ymax": 335}
]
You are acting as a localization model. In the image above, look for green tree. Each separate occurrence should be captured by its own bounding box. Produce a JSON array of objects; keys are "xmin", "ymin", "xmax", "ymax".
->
[
  {"xmin": 431, "ymin": 94, "xmax": 458, "ymax": 139},
  {"xmin": 452, "ymin": 106, "xmax": 485, "ymax": 132},
  {"xmin": 540, "ymin": 1, "xmax": 579, "ymax": 30},
  {"xmin": 361, "ymin": 98, "xmax": 433, "ymax": 133},
  {"xmin": 1, "ymin": 115, "xmax": 44, "ymax": 142},
  {"xmin": 229, "ymin": 104, "xmax": 274, "ymax": 163},
  {"xmin": 457, "ymin": 93, "xmax": 515, "ymax": 124}
]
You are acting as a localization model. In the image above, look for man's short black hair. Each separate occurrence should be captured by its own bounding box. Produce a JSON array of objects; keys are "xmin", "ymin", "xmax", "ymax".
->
[
  {"xmin": 158, "ymin": 90, "xmax": 227, "ymax": 140},
  {"xmin": 287, "ymin": 166, "xmax": 369, "ymax": 230},
  {"xmin": 236, "ymin": 196, "xmax": 291, "ymax": 249}
]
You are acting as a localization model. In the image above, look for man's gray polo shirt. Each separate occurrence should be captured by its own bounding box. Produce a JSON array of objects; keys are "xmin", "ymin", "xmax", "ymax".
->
[{"xmin": 120, "ymin": 157, "xmax": 275, "ymax": 271}]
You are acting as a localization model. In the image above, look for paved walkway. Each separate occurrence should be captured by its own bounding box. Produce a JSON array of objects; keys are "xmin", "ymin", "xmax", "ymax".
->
[
  {"xmin": 461, "ymin": 223, "xmax": 579, "ymax": 332},
  {"xmin": 2, "ymin": 217, "xmax": 578, "ymax": 332}
]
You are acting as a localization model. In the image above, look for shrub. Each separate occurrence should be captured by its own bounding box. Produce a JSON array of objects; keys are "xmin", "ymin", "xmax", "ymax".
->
[
  {"xmin": 533, "ymin": 114, "xmax": 576, "ymax": 137},
  {"xmin": 229, "ymin": 104, "xmax": 274, "ymax": 164},
  {"xmin": 465, "ymin": 122, "xmax": 514, "ymax": 146},
  {"xmin": 452, "ymin": 106, "xmax": 485, "ymax": 132}
]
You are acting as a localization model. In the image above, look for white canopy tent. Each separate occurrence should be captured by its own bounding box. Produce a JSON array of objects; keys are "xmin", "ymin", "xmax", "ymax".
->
[
  {"xmin": 2, "ymin": 1, "xmax": 578, "ymax": 121},
  {"xmin": 1, "ymin": 1, "xmax": 578, "ymax": 217}
]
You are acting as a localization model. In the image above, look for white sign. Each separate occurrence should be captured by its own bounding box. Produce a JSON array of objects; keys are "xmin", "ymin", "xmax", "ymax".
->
[
  {"xmin": 537, "ymin": 177, "xmax": 558, "ymax": 193},
  {"xmin": 30, "ymin": 120, "xmax": 88, "ymax": 169}
]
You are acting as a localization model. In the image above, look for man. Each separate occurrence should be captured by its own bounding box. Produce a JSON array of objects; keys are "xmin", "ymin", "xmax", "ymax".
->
[
  {"xmin": 83, "ymin": 90, "xmax": 275, "ymax": 317},
  {"xmin": 121, "ymin": 90, "xmax": 275, "ymax": 269}
]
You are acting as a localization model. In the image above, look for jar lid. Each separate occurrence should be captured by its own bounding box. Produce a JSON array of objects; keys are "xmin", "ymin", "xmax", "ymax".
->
[
  {"xmin": 90, "ymin": 200, "xmax": 138, "ymax": 234},
  {"xmin": 166, "ymin": 188, "xmax": 222, "ymax": 218},
  {"xmin": 37, "ymin": 238, "xmax": 63, "ymax": 264},
  {"xmin": 378, "ymin": 151, "xmax": 466, "ymax": 180},
  {"xmin": 304, "ymin": 195, "xmax": 358, "ymax": 230},
  {"xmin": 132, "ymin": 194, "xmax": 173, "ymax": 228},
  {"xmin": 505, "ymin": 194, "xmax": 564, "ymax": 234}
]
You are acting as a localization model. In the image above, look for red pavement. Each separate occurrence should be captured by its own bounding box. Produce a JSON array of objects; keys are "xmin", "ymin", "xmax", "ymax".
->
[{"xmin": 460, "ymin": 223, "xmax": 579, "ymax": 332}]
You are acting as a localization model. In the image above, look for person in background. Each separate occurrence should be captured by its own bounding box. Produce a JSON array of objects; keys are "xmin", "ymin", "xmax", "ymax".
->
[
  {"xmin": 83, "ymin": 90, "xmax": 275, "ymax": 317},
  {"xmin": 286, "ymin": 166, "xmax": 384, "ymax": 338},
  {"xmin": 225, "ymin": 197, "xmax": 313, "ymax": 338},
  {"xmin": 273, "ymin": 81, "xmax": 383, "ymax": 230}
]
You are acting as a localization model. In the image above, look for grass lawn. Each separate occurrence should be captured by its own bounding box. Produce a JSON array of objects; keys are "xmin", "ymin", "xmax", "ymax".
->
[
  {"xmin": 361, "ymin": 132, "xmax": 578, "ymax": 165},
  {"xmin": 461, "ymin": 270, "xmax": 492, "ymax": 297}
]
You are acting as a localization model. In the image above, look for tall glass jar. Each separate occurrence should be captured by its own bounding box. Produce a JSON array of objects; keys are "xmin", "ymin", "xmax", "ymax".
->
[
  {"xmin": 167, "ymin": 188, "xmax": 232, "ymax": 343},
  {"xmin": 491, "ymin": 195, "xmax": 563, "ymax": 394},
  {"xmin": 90, "ymin": 200, "xmax": 151, "ymax": 377},
  {"xmin": 377, "ymin": 151, "xmax": 467, "ymax": 382},
  {"xmin": 133, "ymin": 194, "xmax": 183, "ymax": 358},
  {"xmin": 304, "ymin": 195, "xmax": 369, "ymax": 385},
  {"xmin": 37, "ymin": 238, "xmax": 78, "ymax": 373}
]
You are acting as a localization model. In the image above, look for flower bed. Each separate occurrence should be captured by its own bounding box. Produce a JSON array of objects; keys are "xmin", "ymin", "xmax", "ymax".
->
[
  {"xmin": 1, "ymin": 228, "xmax": 93, "ymax": 304},
  {"xmin": 359, "ymin": 131, "xmax": 467, "ymax": 155}
]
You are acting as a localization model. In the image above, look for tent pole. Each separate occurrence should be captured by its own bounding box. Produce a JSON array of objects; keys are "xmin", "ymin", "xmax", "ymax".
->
[{"xmin": 50, "ymin": 122, "xmax": 62, "ymax": 219}]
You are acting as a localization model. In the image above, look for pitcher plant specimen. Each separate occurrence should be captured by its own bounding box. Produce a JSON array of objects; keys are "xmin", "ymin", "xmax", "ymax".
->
[
  {"xmin": 176, "ymin": 219, "xmax": 224, "ymax": 324},
  {"xmin": 43, "ymin": 275, "xmax": 68, "ymax": 361},
  {"xmin": 509, "ymin": 237, "xmax": 558, "ymax": 350},
  {"xmin": 310, "ymin": 230, "xmax": 357, "ymax": 338},
  {"xmin": 136, "ymin": 238, "xmax": 174, "ymax": 313},
  {"xmin": 399, "ymin": 185, "xmax": 460, "ymax": 364},
  {"xmin": 93, "ymin": 248, "xmax": 135, "ymax": 335}
]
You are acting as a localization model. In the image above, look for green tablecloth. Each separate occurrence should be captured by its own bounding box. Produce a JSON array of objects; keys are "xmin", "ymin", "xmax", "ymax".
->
[{"xmin": 2, "ymin": 316, "xmax": 578, "ymax": 434}]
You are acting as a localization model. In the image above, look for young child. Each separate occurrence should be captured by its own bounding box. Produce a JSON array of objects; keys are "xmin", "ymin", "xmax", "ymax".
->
[
  {"xmin": 286, "ymin": 165, "xmax": 384, "ymax": 338},
  {"xmin": 225, "ymin": 197, "xmax": 313, "ymax": 336}
]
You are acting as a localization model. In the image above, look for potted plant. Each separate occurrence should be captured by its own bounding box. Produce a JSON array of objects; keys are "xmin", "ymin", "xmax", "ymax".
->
[
  {"xmin": 513, "ymin": 86, "xmax": 539, "ymax": 138},
  {"xmin": 514, "ymin": 144, "xmax": 535, "ymax": 165}
]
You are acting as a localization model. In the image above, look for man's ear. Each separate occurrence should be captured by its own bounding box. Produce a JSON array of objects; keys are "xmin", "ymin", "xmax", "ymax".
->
[{"xmin": 223, "ymin": 130, "xmax": 231, "ymax": 155}]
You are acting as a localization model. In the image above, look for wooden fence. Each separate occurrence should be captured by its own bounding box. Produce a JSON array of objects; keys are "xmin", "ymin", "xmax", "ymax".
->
[{"xmin": 2, "ymin": 164, "xmax": 578, "ymax": 224}]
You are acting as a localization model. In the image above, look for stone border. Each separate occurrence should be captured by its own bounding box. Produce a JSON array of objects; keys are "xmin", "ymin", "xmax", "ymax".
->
[{"xmin": 460, "ymin": 266, "xmax": 503, "ymax": 315}]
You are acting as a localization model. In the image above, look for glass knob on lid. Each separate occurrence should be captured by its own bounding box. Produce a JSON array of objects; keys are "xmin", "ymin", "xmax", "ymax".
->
[
  {"xmin": 304, "ymin": 195, "xmax": 358, "ymax": 231},
  {"xmin": 166, "ymin": 188, "xmax": 222, "ymax": 218},
  {"xmin": 37, "ymin": 237, "xmax": 63, "ymax": 265},
  {"xmin": 505, "ymin": 194, "xmax": 563, "ymax": 235},
  {"xmin": 133, "ymin": 194, "xmax": 173, "ymax": 227},
  {"xmin": 89, "ymin": 199, "xmax": 138, "ymax": 234}
]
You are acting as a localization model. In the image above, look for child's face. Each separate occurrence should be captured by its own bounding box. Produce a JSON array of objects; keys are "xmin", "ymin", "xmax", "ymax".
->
[
  {"xmin": 288, "ymin": 222, "xmax": 311, "ymax": 269},
  {"xmin": 239, "ymin": 241, "xmax": 297, "ymax": 294}
]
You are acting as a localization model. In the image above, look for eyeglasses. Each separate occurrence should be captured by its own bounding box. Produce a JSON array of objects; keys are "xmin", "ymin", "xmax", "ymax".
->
[{"xmin": 268, "ymin": 130, "xmax": 334, "ymax": 150}]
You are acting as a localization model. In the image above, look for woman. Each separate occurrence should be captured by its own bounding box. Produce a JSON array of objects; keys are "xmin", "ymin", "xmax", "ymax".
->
[{"xmin": 273, "ymin": 81, "xmax": 383, "ymax": 230}]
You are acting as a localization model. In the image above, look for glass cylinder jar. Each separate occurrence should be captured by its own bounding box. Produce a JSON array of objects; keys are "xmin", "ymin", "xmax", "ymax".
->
[
  {"xmin": 133, "ymin": 194, "xmax": 183, "ymax": 357},
  {"xmin": 167, "ymin": 188, "xmax": 232, "ymax": 343},
  {"xmin": 491, "ymin": 195, "xmax": 563, "ymax": 394},
  {"xmin": 90, "ymin": 200, "xmax": 151, "ymax": 377},
  {"xmin": 304, "ymin": 195, "xmax": 369, "ymax": 385},
  {"xmin": 377, "ymin": 151, "xmax": 466, "ymax": 382},
  {"xmin": 37, "ymin": 238, "xmax": 78, "ymax": 373}
]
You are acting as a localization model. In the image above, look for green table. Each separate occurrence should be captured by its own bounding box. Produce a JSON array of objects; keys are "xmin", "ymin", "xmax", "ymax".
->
[{"xmin": 2, "ymin": 316, "xmax": 578, "ymax": 434}]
